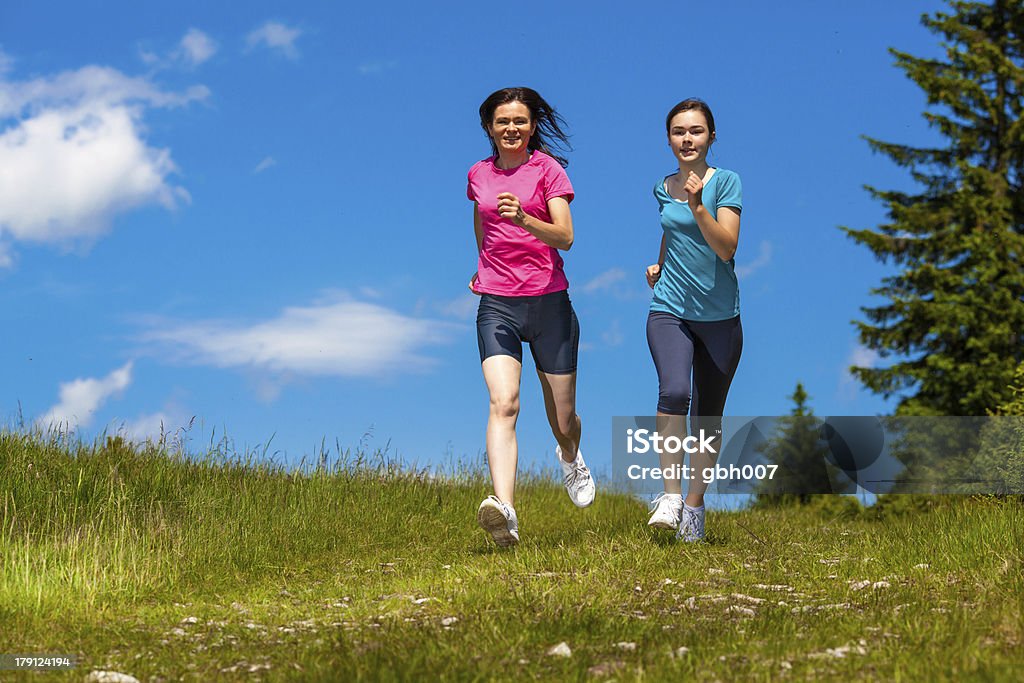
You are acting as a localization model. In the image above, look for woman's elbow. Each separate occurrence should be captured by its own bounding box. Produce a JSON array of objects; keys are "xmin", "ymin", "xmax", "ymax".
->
[{"xmin": 559, "ymin": 228, "xmax": 574, "ymax": 251}]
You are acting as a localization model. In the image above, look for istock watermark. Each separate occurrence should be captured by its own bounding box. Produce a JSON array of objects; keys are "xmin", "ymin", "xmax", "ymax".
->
[
  {"xmin": 625, "ymin": 428, "xmax": 717, "ymax": 455},
  {"xmin": 625, "ymin": 462, "xmax": 778, "ymax": 485},
  {"xmin": 611, "ymin": 416, "xmax": 1024, "ymax": 496}
]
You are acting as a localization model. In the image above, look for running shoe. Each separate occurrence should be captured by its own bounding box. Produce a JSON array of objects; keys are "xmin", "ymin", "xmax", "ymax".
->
[
  {"xmin": 477, "ymin": 495, "xmax": 519, "ymax": 547},
  {"xmin": 556, "ymin": 445, "xmax": 596, "ymax": 508},
  {"xmin": 676, "ymin": 504, "xmax": 706, "ymax": 542},
  {"xmin": 647, "ymin": 492, "xmax": 683, "ymax": 529}
]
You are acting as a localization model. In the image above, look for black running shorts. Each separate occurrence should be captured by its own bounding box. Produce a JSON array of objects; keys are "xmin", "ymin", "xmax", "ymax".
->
[{"xmin": 476, "ymin": 290, "xmax": 580, "ymax": 374}]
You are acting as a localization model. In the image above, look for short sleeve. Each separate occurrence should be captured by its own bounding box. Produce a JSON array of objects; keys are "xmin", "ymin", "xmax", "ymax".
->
[
  {"xmin": 466, "ymin": 167, "xmax": 477, "ymax": 202},
  {"xmin": 542, "ymin": 156, "xmax": 574, "ymax": 204},
  {"xmin": 717, "ymin": 171, "xmax": 742, "ymax": 211}
]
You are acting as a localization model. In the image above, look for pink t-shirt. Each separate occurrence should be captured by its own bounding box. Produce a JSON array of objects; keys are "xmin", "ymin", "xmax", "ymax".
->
[{"xmin": 467, "ymin": 151, "xmax": 574, "ymax": 296}]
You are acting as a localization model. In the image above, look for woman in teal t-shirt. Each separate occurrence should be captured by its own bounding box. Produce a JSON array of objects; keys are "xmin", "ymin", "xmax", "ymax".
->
[{"xmin": 644, "ymin": 98, "xmax": 743, "ymax": 542}]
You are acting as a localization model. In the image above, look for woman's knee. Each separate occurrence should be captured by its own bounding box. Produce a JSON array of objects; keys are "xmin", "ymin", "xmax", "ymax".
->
[
  {"xmin": 554, "ymin": 410, "xmax": 578, "ymax": 439},
  {"xmin": 489, "ymin": 392, "xmax": 520, "ymax": 419},
  {"xmin": 658, "ymin": 384, "xmax": 691, "ymax": 415}
]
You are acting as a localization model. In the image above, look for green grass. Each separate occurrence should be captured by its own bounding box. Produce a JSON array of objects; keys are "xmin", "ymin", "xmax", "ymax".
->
[{"xmin": 1, "ymin": 429, "xmax": 1022, "ymax": 681}]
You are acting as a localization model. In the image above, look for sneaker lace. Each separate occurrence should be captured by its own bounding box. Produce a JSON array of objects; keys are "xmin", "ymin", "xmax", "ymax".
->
[
  {"xmin": 649, "ymin": 492, "xmax": 672, "ymax": 512},
  {"xmin": 564, "ymin": 459, "xmax": 589, "ymax": 491},
  {"xmin": 647, "ymin": 491, "xmax": 679, "ymax": 511},
  {"xmin": 681, "ymin": 506, "xmax": 700, "ymax": 533}
]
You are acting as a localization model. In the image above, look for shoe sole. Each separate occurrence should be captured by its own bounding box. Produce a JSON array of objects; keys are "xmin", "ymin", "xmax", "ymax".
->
[
  {"xmin": 648, "ymin": 518, "xmax": 678, "ymax": 530},
  {"xmin": 477, "ymin": 503, "xmax": 517, "ymax": 548},
  {"xmin": 569, "ymin": 489, "xmax": 595, "ymax": 508}
]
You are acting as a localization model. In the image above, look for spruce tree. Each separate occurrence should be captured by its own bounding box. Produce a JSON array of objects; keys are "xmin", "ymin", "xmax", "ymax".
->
[
  {"xmin": 754, "ymin": 383, "xmax": 843, "ymax": 507},
  {"xmin": 843, "ymin": 0, "xmax": 1024, "ymax": 417},
  {"xmin": 975, "ymin": 363, "xmax": 1024, "ymax": 494}
]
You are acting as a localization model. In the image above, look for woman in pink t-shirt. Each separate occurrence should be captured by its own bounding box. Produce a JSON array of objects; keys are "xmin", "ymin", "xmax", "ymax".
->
[{"xmin": 467, "ymin": 87, "xmax": 596, "ymax": 547}]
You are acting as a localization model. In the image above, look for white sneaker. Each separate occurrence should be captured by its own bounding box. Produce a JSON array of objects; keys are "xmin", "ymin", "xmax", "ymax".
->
[
  {"xmin": 647, "ymin": 492, "xmax": 683, "ymax": 529},
  {"xmin": 676, "ymin": 504, "xmax": 706, "ymax": 542},
  {"xmin": 556, "ymin": 445, "xmax": 595, "ymax": 507},
  {"xmin": 477, "ymin": 495, "xmax": 519, "ymax": 547}
]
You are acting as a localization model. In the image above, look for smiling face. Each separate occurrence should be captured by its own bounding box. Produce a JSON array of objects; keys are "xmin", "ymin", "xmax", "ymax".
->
[
  {"xmin": 667, "ymin": 108, "xmax": 714, "ymax": 164},
  {"xmin": 489, "ymin": 101, "xmax": 536, "ymax": 156}
]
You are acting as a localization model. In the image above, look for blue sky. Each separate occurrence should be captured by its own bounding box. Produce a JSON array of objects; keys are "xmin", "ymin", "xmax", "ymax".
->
[{"xmin": 0, "ymin": 1, "xmax": 949, "ymax": 473}]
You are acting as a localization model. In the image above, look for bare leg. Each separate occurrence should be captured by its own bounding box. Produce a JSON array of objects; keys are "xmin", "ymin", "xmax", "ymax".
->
[
  {"xmin": 684, "ymin": 424, "xmax": 716, "ymax": 508},
  {"xmin": 536, "ymin": 370, "xmax": 581, "ymax": 461},
  {"xmin": 656, "ymin": 412, "xmax": 686, "ymax": 496},
  {"xmin": 482, "ymin": 355, "xmax": 523, "ymax": 505}
]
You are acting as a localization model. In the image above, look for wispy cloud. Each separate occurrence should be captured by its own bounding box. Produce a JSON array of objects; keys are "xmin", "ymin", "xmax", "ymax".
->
[
  {"xmin": 177, "ymin": 28, "xmax": 217, "ymax": 67},
  {"xmin": 0, "ymin": 58, "xmax": 207, "ymax": 263},
  {"xmin": 601, "ymin": 319, "xmax": 624, "ymax": 347},
  {"xmin": 840, "ymin": 344, "xmax": 880, "ymax": 400},
  {"xmin": 114, "ymin": 410, "xmax": 191, "ymax": 444},
  {"xmin": 735, "ymin": 240, "xmax": 773, "ymax": 278},
  {"xmin": 38, "ymin": 362, "xmax": 134, "ymax": 430},
  {"xmin": 137, "ymin": 28, "xmax": 217, "ymax": 70},
  {"xmin": 253, "ymin": 156, "xmax": 276, "ymax": 174},
  {"xmin": 140, "ymin": 293, "xmax": 463, "ymax": 385},
  {"xmin": 580, "ymin": 267, "xmax": 627, "ymax": 294},
  {"xmin": 357, "ymin": 59, "xmax": 398, "ymax": 75},
  {"xmin": 246, "ymin": 22, "xmax": 302, "ymax": 60},
  {"xmin": 438, "ymin": 293, "xmax": 479, "ymax": 320},
  {"xmin": 578, "ymin": 267, "xmax": 645, "ymax": 301},
  {"xmin": 849, "ymin": 346, "xmax": 880, "ymax": 369}
]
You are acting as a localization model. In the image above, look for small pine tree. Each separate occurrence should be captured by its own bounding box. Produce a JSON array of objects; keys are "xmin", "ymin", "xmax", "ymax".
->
[{"xmin": 754, "ymin": 383, "xmax": 843, "ymax": 507}]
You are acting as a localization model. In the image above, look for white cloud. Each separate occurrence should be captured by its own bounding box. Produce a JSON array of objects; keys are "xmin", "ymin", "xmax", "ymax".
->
[
  {"xmin": 0, "ymin": 65, "xmax": 207, "ymax": 114},
  {"xmin": 38, "ymin": 362, "xmax": 134, "ymax": 430},
  {"xmin": 139, "ymin": 49, "xmax": 160, "ymax": 66},
  {"xmin": 246, "ymin": 22, "xmax": 301, "ymax": 59},
  {"xmin": 849, "ymin": 345, "xmax": 880, "ymax": 369},
  {"xmin": 0, "ymin": 62, "xmax": 207, "ymax": 261},
  {"xmin": 253, "ymin": 156, "xmax": 276, "ymax": 174},
  {"xmin": 577, "ymin": 267, "xmax": 646, "ymax": 301},
  {"xmin": 840, "ymin": 345, "xmax": 881, "ymax": 399},
  {"xmin": 137, "ymin": 29, "xmax": 216, "ymax": 70},
  {"xmin": 141, "ymin": 294, "xmax": 463, "ymax": 382},
  {"xmin": 439, "ymin": 293, "xmax": 479, "ymax": 320},
  {"xmin": 177, "ymin": 28, "xmax": 217, "ymax": 67},
  {"xmin": 580, "ymin": 267, "xmax": 627, "ymax": 294},
  {"xmin": 114, "ymin": 411, "xmax": 189, "ymax": 444},
  {"xmin": 735, "ymin": 240, "xmax": 773, "ymax": 278}
]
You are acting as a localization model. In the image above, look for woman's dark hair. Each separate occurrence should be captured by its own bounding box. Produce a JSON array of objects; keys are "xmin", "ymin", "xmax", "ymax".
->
[
  {"xmin": 479, "ymin": 87, "xmax": 572, "ymax": 167},
  {"xmin": 665, "ymin": 98, "xmax": 716, "ymax": 138}
]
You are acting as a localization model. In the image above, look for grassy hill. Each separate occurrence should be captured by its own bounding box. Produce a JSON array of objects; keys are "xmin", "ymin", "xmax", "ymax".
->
[{"xmin": 1, "ymin": 430, "xmax": 1021, "ymax": 681}]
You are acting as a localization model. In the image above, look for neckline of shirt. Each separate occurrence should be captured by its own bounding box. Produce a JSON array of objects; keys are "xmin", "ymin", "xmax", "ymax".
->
[
  {"xmin": 490, "ymin": 151, "xmax": 538, "ymax": 174},
  {"xmin": 662, "ymin": 167, "xmax": 719, "ymax": 204}
]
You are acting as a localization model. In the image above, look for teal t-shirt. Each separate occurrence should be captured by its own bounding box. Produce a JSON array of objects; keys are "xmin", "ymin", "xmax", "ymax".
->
[{"xmin": 650, "ymin": 168, "xmax": 743, "ymax": 321}]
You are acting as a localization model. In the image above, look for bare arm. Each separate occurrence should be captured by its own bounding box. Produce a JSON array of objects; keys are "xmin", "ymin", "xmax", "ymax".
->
[
  {"xmin": 473, "ymin": 203, "xmax": 483, "ymax": 252},
  {"xmin": 469, "ymin": 203, "xmax": 483, "ymax": 293},
  {"xmin": 646, "ymin": 234, "xmax": 666, "ymax": 288},
  {"xmin": 684, "ymin": 171, "xmax": 740, "ymax": 261},
  {"xmin": 498, "ymin": 193, "xmax": 574, "ymax": 251}
]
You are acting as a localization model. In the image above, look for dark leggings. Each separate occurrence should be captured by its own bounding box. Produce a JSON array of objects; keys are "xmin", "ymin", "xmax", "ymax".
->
[{"xmin": 646, "ymin": 312, "xmax": 742, "ymax": 439}]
